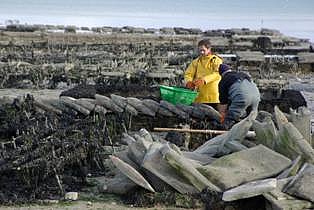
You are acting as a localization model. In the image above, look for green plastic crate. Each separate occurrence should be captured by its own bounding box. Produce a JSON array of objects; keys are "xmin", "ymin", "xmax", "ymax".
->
[{"xmin": 160, "ymin": 85, "xmax": 198, "ymax": 105}]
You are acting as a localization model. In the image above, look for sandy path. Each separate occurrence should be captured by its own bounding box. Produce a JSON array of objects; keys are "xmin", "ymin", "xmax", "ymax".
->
[
  {"xmin": 0, "ymin": 89, "xmax": 62, "ymax": 102},
  {"xmin": 0, "ymin": 201, "xmax": 198, "ymax": 210}
]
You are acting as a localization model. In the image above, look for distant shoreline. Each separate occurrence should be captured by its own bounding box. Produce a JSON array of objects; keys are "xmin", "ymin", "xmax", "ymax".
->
[
  {"xmin": 1, "ymin": 17, "xmax": 314, "ymax": 43},
  {"xmin": 1, "ymin": 22, "xmax": 313, "ymax": 44},
  {"xmin": 1, "ymin": 0, "xmax": 313, "ymax": 42}
]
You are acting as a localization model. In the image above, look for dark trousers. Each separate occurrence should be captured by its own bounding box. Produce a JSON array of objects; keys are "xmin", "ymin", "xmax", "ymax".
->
[{"xmin": 203, "ymin": 103, "xmax": 219, "ymax": 111}]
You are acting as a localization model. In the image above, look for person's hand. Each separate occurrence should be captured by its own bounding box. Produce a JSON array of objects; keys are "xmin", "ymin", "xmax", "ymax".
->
[
  {"xmin": 186, "ymin": 81, "xmax": 195, "ymax": 90},
  {"xmin": 194, "ymin": 79, "xmax": 205, "ymax": 88},
  {"xmin": 218, "ymin": 104, "xmax": 228, "ymax": 124},
  {"xmin": 220, "ymin": 112, "xmax": 225, "ymax": 124}
]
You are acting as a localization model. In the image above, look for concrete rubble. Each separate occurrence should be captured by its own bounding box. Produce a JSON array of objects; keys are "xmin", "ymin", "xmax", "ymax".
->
[
  {"xmin": 0, "ymin": 84, "xmax": 313, "ymax": 209},
  {"xmin": 222, "ymin": 178, "xmax": 277, "ymax": 201},
  {"xmin": 69, "ymin": 96, "xmax": 312, "ymax": 209}
]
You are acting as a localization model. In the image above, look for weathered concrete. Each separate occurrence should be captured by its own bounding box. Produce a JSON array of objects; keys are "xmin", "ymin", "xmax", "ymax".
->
[
  {"xmin": 142, "ymin": 142, "xmax": 198, "ymax": 194},
  {"xmin": 274, "ymin": 106, "xmax": 289, "ymax": 130},
  {"xmin": 161, "ymin": 144, "xmax": 221, "ymax": 192},
  {"xmin": 198, "ymin": 145, "xmax": 291, "ymax": 190},
  {"xmin": 110, "ymin": 155, "xmax": 155, "ymax": 192},
  {"xmin": 276, "ymin": 156, "xmax": 302, "ymax": 179},
  {"xmin": 264, "ymin": 177, "xmax": 313, "ymax": 210},
  {"xmin": 252, "ymin": 114, "xmax": 278, "ymax": 149},
  {"xmin": 285, "ymin": 163, "xmax": 314, "ymax": 203},
  {"xmin": 277, "ymin": 122, "xmax": 314, "ymax": 164},
  {"xmin": 194, "ymin": 111, "xmax": 256, "ymax": 156},
  {"xmin": 289, "ymin": 106, "xmax": 312, "ymax": 145},
  {"xmin": 222, "ymin": 178, "xmax": 277, "ymax": 201},
  {"xmin": 89, "ymin": 172, "xmax": 137, "ymax": 194}
]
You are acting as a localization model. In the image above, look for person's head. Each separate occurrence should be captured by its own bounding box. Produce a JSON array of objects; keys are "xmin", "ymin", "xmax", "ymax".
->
[
  {"xmin": 219, "ymin": 64, "xmax": 231, "ymax": 76},
  {"xmin": 198, "ymin": 39, "xmax": 212, "ymax": 56}
]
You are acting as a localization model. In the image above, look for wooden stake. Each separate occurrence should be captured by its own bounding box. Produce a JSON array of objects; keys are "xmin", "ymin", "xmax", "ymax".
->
[{"xmin": 154, "ymin": 127, "xmax": 255, "ymax": 138}]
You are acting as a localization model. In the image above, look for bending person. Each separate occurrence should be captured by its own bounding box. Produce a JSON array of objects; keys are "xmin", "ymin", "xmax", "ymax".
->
[{"xmin": 218, "ymin": 64, "xmax": 260, "ymax": 129}]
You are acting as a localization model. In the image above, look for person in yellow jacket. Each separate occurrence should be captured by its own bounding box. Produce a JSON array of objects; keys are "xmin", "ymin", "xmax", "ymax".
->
[{"xmin": 184, "ymin": 39, "xmax": 223, "ymax": 109}]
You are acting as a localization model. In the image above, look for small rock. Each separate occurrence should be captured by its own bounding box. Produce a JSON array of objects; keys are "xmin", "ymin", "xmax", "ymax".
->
[
  {"xmin": 38, "ymin": 199, "xmax": 59, "ymax": 204},
  {"xmin": 65, "ymin": 192, "xmax": 79, "ymax": 201}
]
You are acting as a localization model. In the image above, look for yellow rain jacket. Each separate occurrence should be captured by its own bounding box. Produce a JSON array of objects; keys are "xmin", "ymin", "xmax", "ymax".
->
[{"xmin": 184, "ymin": 54, "xmax": 222, "ymax": 103}]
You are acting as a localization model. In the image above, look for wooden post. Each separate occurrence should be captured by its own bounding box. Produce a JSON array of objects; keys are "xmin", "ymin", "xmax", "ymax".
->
[{"xmin": 154, "ymin": 127, "xmax": 256, "ymax": 138}]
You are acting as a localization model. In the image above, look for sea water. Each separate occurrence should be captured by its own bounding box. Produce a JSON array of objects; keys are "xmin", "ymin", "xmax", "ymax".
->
[{"xmin": 0, "ymin": 0, "xmax": 313, "ymax": 42}]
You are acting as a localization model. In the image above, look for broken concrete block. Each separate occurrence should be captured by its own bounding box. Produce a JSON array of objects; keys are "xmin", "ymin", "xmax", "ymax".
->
[
  {"xmin": 198, "ymin": 145, "xmax": 291, "ymax": 190},
  {"xmin": 194, "ymin": 112, "xmax": 256, "ymax": 156},
  {"xmin": 160, "ymin": 100, "xmax": 188, "ymax": 119},
  {"xmin": 95, "ymin": 94, "xmax": 123, "ymax": 113},
  {"xmin": 89, "ymin": 172, "xmax": 137, "ymax": 194},
  {"xmin": 264, "ymin": 193, "xmax": 313, "ymax": 210},
  {"xmin": 252, "ymin": 116, "xmax": 278, "ymax": 149},
  {"xmin": 218, "ymin": 111, "xmax": 257, "ymax": 151},
  {"xmin": 76, "ymin": 98, "xmax": 96, "ymax": 111},
  {"xmin": 182, "ymin": 151, "xmax": 216, "ymax": 165},
  {"xmin": 139, "ymin": 128, "xmax": 154, "ymax": 142},
  {"xmin": 290, "ymin": 106, "xmax": 311, "ymax": 145},
  {"xmin": 264, "ymin": 177, "xmax": 314, "ymax": 210},
  {"xmin": 133, "ymin": 134, "xmax": 152, "ymax": 150},
  {"xmin": 60, "ymin": 96, "xmax": 90, "ymax": 115},
  {"xmin": 273, "ymin": 106, "xmax": 289, "ymax": 130},
  {"xmin": 111, "ymin": 94, "xmax": 138, "ymax": 115},
  {"xmin": 276, "ymin": 156, "xmax": 302, "ymax": 179},
  {"xmin": 94, "ymin": 105, "xmax": 107, "ymax": 115},
  {"xmin": 142, "ymin": 142, "xmax": 198, "ymax": 194},
  {"xmin": 277, "ymin": 122, "xmax": 314, "ymax": 164},
  {"xmin": 121, "ymin": 133, "xmax": 136, "ymax": 145},
  {"xmin": 224, "ymin": 140, "xmax": 248, "ymax": 152},
  {"xmin": 265, "ymin": 177, "xmax": 294, "ymax": 200},
  {"xmin": 222, "ymin": 178, "xmax": 277, "ymax": 201},
  {"xmin": 127, "ymin": 134, "xmax": 152, "ymax": 165},
  {"xmin": 114, "ymin": 150, "xmax": 140, "ymax": 170},
  {"xmin": 110, "ymin": 155, "xmax": 155, "ymax": 192},
  {"xmin": 192, "ymin": 103, "xmax": 221, "ymax": 122},
  {"xmin": 193, "ymin": 132, "xmax": 229, "ymax": 156},
  {"xmin": 34, "ymin": 99, "xmax": 63, "ymax": 115},
  {"xmin": 127, "ymin": 97, "xmax": 156, "ymax": 117},
  {"xmin": 161, "ymin": 144, "xmax": 221, "ymax": 192},
  {"xmin": 285, "ymin": 163, "xmax": 314, "ymax": 202}
]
